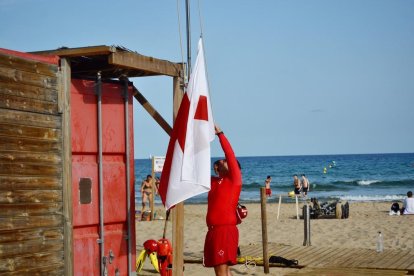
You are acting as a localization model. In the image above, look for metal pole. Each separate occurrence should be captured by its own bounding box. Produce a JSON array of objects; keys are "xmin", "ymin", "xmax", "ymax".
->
[
  {"xmin": 277, "ymin": 194, "xmax": 282, "ymax": 220},
  {"xmin": 303, "ymin": 205, "xmax": 307, "ymax": 246},
  {"xmin": 122, "ymin": 77, "xmax": 132, "ymax": 275},
  {"xmin": 96, "ymin": 72, "xmax": 105, "ymax": 276},
  {"xmin": 307, "ymin": 204, "xmax": 311, "ymax": 246},
  {"xmin": 303, "ymin": 204, "xmax": 311, "ymax": 246},
  {"xmin": 295, "ymin": 196, "xmax": 299, "ymax": 220},
  {"xmin": 185, "ymin": 0, "xmax": 191, "ymax": 79}
]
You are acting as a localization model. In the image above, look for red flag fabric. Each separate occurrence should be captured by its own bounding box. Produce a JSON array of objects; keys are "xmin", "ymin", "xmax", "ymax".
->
[{"xmin": 159, "ymin": 38, "xmax": 215, "ymax": 210}]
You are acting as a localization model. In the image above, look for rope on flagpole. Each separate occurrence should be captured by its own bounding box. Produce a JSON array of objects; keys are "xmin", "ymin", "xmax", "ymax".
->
[
  {"xmin": 176, "ymin": 0, "xmax": 187, "ymax": 84},
  {"xmin": 162, "ymin": 209, "xmax": 171, "ymax": 239},
  {"xmin": 196, "ymin": 0, "xmax": 215, "ymax": 116},
  {"xmin": 197, "ymin": 0, "xmax": 204, "ymax": 37},
  {"xmin": 186, "ymin": 0, "xmax": 192, "ymax": 80}
]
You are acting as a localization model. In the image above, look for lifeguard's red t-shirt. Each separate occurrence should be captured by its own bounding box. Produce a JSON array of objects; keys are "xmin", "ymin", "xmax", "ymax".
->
[{"xmin": 206, "ymin": 133, "xmax": 242, "ymax": 226}]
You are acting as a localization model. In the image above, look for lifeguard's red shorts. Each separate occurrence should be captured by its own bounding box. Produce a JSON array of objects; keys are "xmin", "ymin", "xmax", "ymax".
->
[
  {"xmin": 266, "ymin": 188, "xmax": 272, "ymax": 196},
  {"xmin": 203, "ymin": 225, "xmax": 239, "ymax": 267}
]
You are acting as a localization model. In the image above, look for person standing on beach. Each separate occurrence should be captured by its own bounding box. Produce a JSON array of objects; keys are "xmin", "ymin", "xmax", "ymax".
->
[
  {"xmin": 140, "ymin": 175, "xmax": 157, "ymax": 212},
  {"xmin": 301, "ymin": 174, "xmax": 310, "ymax": 196},
  {"xmin": 293, "ymin": 175, "xmax": 301, "ymax": 195},
  {"xmin": 204, "ymin": 126, "xmax": 242, "ymax": 276},
  {"xmin": 265, "ymin": 175, "xmax": 272, "ymax": 198}
]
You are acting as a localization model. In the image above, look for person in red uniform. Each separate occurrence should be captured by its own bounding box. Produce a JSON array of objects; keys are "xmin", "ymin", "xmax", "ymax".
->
[{"xmin": 204, "ymin": 126, "xmax": 242, "ymax": 276}]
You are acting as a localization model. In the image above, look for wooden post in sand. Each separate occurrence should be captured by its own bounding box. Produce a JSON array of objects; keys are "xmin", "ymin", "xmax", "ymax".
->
[
  {"xmin": 303, "ymin": 204, "xmax": 311, "ymax": 246},
  {"xmin": 295, "ymin": 196, "xmax": 299, "ymax": 220},
  {"xmin": 260, "ymin": 187, "xmax": 270, "ymax": 273},
  {"xmin": 277, "ymin": 194, "xmax": 282, "ymax": 220},
  {"xmin": 172, "ymin": 73, "xmax": 185, "ymax": 276},
  {"xmin": 150, "ymin": 157, "xmax": 155, "ymax": 221}
]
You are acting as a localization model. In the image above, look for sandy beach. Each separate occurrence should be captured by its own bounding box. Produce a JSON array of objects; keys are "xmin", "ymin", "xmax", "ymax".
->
[{"xmin": 135, "ymin": 201, "xmax": 414, "ymax": 275}]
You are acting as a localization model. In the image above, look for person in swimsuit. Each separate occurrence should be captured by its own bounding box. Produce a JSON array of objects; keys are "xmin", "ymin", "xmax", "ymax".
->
[
  {"xmin": 293, "ymin": 174, "xmax": 301, "ymax": 195},
  {"xmin": 265, "ymin": 175, "xmax": 272, "ymax": 198},
  {"xmin": 141, "ymin": 175, "xmax": 156, "ymax": 212},
  {"xmin": 204, "ymin": 126, "xmax": 242, "ymax": 276},
  {"xmin": 301, "ymin": 174, "xmax": 310, "ymax": 196}
]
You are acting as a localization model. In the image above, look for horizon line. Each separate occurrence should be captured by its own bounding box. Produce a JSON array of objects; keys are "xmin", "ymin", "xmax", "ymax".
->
[{"xmin": 135, "ymin": 151, "xmax": 414, "ymax": 160}]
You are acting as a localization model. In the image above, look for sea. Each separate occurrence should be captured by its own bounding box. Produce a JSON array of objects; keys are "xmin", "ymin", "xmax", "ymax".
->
[{"xmin": 134, "ymin": 153, "xmax": 414, "ymax": 205}]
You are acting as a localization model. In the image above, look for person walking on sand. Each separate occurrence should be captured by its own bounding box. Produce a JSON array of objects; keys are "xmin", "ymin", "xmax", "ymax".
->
[
  {"xmin": 265, "ymin": 175, "xmax": 272, "ymax": 198},
  {"xmin": 204, "ymin": 125, "xmax": 242, "ymax": 276},
  {"xmin": 301, "ymin": 174, "xmax": 310, "ymax": 196},
  {"xmin": 293, "ymin": 175, "xmax": 301, "ymax": 195}
]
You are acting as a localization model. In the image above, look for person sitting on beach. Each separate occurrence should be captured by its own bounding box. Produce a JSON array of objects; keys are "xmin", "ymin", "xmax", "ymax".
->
[
  {"xmin": 389, "ymin": 202, "xmax": 401, "ymax": 216},
  {"xmin": 401, "ymin": 191, "xmax": 414, "ymax": 215},
  {"xmin": 204, "ymin": 126, "xmax": 242, "ymax": 276},
  {"xmin": 265, "ymin": 175, "xmax": 272, "ymax": 198},
  {"xmin": 141, "ymin": 175, "xmax": 157, "ymax": 212},
  {"xmin": 301, "ymin": 174, "xmax": 310, "ymax": 196},
  {"xmin": 293, "ymin": 175, "xmax": 301, "ymax": 195}
]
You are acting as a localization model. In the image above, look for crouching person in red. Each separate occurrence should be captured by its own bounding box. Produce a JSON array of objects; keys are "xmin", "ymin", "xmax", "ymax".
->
[{"xmin": 204, "ymin": 126, "xmax": 242, "ymax": 276}]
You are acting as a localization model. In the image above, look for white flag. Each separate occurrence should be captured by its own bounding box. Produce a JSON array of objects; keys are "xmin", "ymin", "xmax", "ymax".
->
[{"xmin": 159, "ymin": 38, "xmax": 215, "ymax": 209}]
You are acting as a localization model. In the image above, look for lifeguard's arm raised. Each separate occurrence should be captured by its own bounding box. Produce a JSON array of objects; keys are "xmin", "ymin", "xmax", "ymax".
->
[{"xmin": 215, "ymin": 126, "xmax": 241, "ymax": 184}]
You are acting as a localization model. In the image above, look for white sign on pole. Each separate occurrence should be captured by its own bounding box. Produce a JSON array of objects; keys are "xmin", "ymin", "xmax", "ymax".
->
[{"xmin": 153, "ymin": 156, "xmax": 165, "ymax": 173}]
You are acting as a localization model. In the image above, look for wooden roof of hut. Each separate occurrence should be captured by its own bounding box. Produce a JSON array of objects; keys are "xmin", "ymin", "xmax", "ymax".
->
[{"xmin": 32, "ymin": 45, "xmax": 183, "ymax": 79}]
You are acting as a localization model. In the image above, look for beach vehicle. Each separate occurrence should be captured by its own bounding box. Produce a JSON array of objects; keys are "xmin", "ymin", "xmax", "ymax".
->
[{"xmin": 309, "ymin": 198, "xmax": 349, "ymax": 219}]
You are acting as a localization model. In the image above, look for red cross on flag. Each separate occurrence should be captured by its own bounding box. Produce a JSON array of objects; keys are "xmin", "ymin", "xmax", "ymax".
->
[{"xmin": 159, "ymin": 38, "xmax": 215, "ymax": 210}]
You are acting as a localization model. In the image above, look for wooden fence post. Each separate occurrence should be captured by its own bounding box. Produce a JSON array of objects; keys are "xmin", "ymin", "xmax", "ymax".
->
[
  {"xmin": 260, "ymin": 187, "xmax": 269, "ymax": 274},
  {"xmin": 277, "ymin": 194, "xmax": 282, "ymax": 220},
  {"xmin": 295, "ymin": 196, "xmax": 299, "ymax": 220}
]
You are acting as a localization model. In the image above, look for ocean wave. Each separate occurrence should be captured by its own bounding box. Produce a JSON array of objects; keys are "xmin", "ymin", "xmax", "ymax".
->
[
  {"xmin": 357, "ymin": 180, "xmax": 380, "ymax": 185},
  {"xmin": 319, "ymin": 179, "xmax": 413, "ymax": 187},
  {"xmin": 339, "ymin": 194, "xmax": 406, "ymax": 202},
  {"xmin": 240, "ymin": 179, "xmax": 413, "ymax": 193}
]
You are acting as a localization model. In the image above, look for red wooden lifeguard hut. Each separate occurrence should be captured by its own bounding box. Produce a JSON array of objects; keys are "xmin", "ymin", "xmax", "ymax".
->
[{"xmin": 0, "ymin": 46, "xmax": 183, "ymax": 275}]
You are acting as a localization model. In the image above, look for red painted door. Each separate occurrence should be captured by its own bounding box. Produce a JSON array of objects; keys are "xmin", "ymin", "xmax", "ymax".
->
[{"xmin": 71, "ymin": 79, "xmax": 135, "ymax": 275}]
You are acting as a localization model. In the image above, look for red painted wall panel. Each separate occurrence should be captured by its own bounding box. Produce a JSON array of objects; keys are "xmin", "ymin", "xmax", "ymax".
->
[
  {"xmin": 73, "ymin": 226, "xmax": 100, "ymax": 274},
  {"xmin": 71, "ymin": 79, "xmax": 136, "ymax": 275}
]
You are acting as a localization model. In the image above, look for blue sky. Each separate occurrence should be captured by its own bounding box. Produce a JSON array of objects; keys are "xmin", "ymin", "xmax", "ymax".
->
[{"xmin": 1, "ymin": 0, "xmax": 413, "ymax": 158}]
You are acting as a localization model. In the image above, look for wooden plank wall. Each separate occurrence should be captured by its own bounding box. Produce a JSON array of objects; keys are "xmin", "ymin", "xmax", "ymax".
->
[{"xmin": 0, "ymin": 52, "xmax": 64, "ymax": 274}]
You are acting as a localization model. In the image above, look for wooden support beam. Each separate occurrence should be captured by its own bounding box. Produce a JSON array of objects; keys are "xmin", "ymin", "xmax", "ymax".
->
[
  {"xmin": 132, "ymin": 86, "xmax": 172, "ymax": 136},
  {"xmin": 60, "ymin": 58, "xmax": 73, "ymax": 276},
  {"xmin": 31, "ymin": 45, "xmax": 116, "ymax": 57},
  {"xmin": 172, "ymin": 74, "xmax": 184, "ymax": 276},
  {"xmin": 260, "ymin": 187, "xmax": 270, "ymax": 274},
  {"xmin": 109, "ymin": 52, "xmax": 182, "ymax": 77}
]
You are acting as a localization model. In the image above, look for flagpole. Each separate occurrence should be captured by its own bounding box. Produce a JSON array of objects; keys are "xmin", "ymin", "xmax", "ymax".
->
[
  {"xmin": 171, "ymin": 2, "xmax": 191, "ymax": 276},
  {"xmin": 185, "ymin": 0, "xmax": 191, "ymax": 81},
  {"xmin": 171, "ymin": 2, "xmax": 188, "ymax": 269}
]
